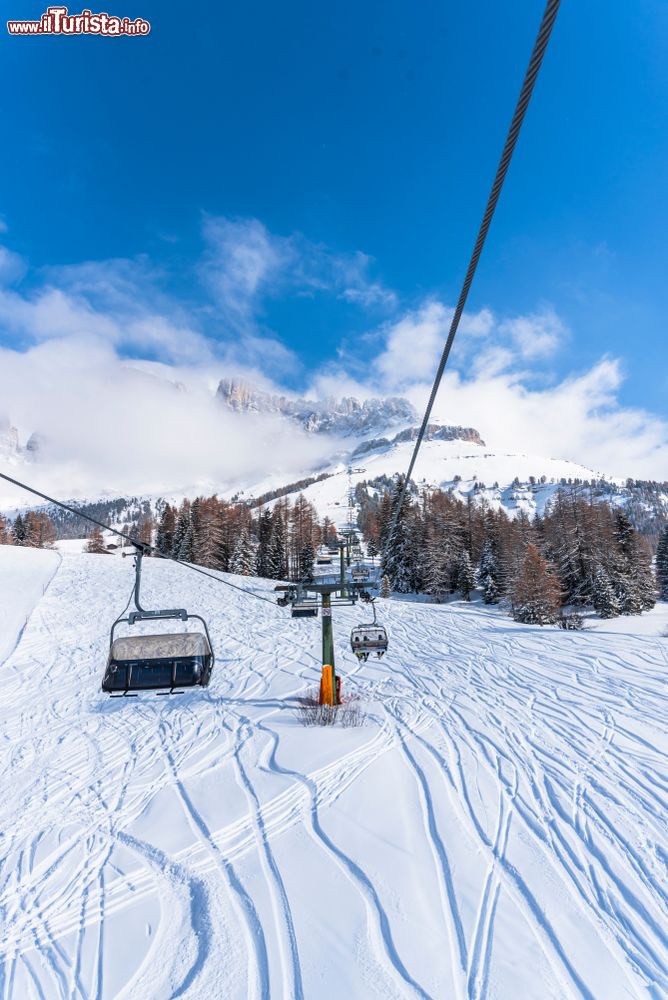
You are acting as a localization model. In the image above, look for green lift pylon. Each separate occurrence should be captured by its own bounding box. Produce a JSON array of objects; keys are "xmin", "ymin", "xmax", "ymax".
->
[{"xmin": 274, "ymin": 579, "xmax": 373, "ymax": 707}]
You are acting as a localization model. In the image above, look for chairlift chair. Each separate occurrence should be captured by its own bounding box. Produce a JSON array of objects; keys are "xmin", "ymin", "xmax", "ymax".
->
[
  {"xmin": 350, "ymin": 599, "xmax": 388, "ymax": 661},
  {"xmin": 291, "ymin": 599, "xmax": 319, "ymax": 618},
  {"xmin": 102, "ymin": 547, "xmax": 214, "ymax": 696}
]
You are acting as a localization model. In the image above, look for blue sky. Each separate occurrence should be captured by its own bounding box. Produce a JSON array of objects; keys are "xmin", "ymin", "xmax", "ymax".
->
[{"xmin": 1, "ymin": 0, "xmax": 667, "ymax": 481}]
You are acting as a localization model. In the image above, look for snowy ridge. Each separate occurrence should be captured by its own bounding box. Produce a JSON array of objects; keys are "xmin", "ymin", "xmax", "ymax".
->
[
  {"xmin": 0, "ymin": 547, "xmax": 667, "ymax": 997},
  {"xmin": 216, "ymin": 378, "xmax": 417, "ymax": 437}
]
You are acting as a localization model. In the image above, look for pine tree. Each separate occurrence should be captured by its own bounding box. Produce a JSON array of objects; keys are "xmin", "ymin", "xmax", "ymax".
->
[
  {"xmin": 380, "ymin": 574, "xmax": 391, "ymax": 598},
  {"xmin": 478, "ymin": 538, "xmax": 501, "ymax": 604},
  {"xmin": 177, "ymin": 524, "xmax": 195, "ymax": 562},
  {"xmin": 381, "ymin": 477, "xmax": 415, "ymax": 593},
  {"xmin": 592, "ymin": 566, "xmax": 620, "ymax": 618},
  {"xmin": 85, "ymin": 526, "xmax": 108, "ymax": 554},
  {"xmin": 267, "ymin": 514, "xmax": 288, "ymax": 580},
  {"xmin": 424, "ymin": 535, "xmax": 450, "ymax": 603},
  {"xmin": 657, "ymin": 525, "xmax": 668, "ymax": 601},
  {"xmin": 612, "ymin": 511, "xmax": 655, "ymax": 614},
  {"xmin": 156, "ymin": 504, "xmax": 176, "ymax": 555},
  {"xmin": 255, "ymin": 508, "xmax": 273, "ymax": 577},
  {"xmin": 0, "ymin": 514, "xmax": 8, "ymax": 545},
  {"xmin": 298, "ymin": 541, "xmax": 315, "ymax": 583},
  {"xmin": 510, "ymin": 544, "xmax": 562, "ymax": 625},
  {"xmin": 23, "ymin": 511, "xmax": 56, "ymax": 548},
  {"xmin": 456, "ymin": 549, "xmax": 475, "ymax": 601},
  {"xmin": 230, "ymin": 527, "xmax": 256, "ymax": 576},
  {"xmin": 11, "ymin": 513, "xmax": 27, "ymax": 546},
  {"xmin": 171, "ymin": 503, "xmax": 192, "ymax": 559}
]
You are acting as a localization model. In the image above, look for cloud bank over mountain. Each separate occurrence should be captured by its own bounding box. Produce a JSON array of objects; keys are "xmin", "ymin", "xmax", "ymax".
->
[{"xmin": 0, "ymin": 214, "xmax": 666, "ymax": 501}]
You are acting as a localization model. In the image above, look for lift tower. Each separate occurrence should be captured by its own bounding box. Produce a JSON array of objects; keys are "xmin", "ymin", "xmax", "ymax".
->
[{"xmin": 275, "ymin": 580, "xmax": 374, "ymax": 706}]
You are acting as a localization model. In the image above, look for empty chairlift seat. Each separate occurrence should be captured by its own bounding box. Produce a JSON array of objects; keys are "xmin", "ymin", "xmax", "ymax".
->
[
  {"xmin": 101, "ymin": 546, "xmax": 215, "ymax": 697},
  {"xmin": 103, "ymin": 630, "xmax": 213, "ymax": 693},
  {"xmin": 291, "ymin": 600, "xmax": 319, "ymax": 619},
  {"xmin": 350, "ymin": 624, "xmax": 388, "ymax": 661}
]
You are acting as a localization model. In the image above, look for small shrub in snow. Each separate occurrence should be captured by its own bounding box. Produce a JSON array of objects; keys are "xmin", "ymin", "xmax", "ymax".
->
[
  {"xmin": 558, "ymin": 611, "xmax": 585, "ymax": 630},
  {"xmin": 294, "ymin": 688, "xmax": 366, "ymax": 727}
]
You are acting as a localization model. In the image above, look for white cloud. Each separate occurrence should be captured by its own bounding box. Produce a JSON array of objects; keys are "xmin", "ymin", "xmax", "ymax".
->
[
  {"xmin": 0, "ymin": 246, "xmax": 27, "ymax": 285},
  {"xmin": 0, "ymin": 220, "xmax": 665, "ymax": 492},
  {"xmin": 499, "ymin": 307, "xmax": 567, "ymax": 360},
  {"xmin": 201, "ymin": 216, "xmax": 292, "ymax": 324},
  {"xmin": 317, "ymin": 299, "xmax": 668, "ymax": 480},
  {"xmin": 375, "ymin": 301, "xmax": 497, "ymax": 387},
  {"xmin": 0, "ymin": 336, "xmax": 336, "ymax": 502},
  {"xmin": 201, "ymin": 216, "xmax": 396, "ymax": 324},
  {"xmin": 414, "ymin": 358, "xmax": 668, "ymax": 480}
]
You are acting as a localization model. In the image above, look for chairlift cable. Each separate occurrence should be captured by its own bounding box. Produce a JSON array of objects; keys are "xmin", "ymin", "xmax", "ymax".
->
[
  {"xmin": 0, "ymin": 470, "xmax": 279, "ymax": 608},
  {"xmin": 385, "ymin": 0, "xmax": 561, "ymax": 550}
]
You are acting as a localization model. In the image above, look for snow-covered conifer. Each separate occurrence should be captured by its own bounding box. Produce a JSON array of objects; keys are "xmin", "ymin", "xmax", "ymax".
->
[
  {"xmin": 381, "ymin": 477, "xmax": 416, "ymax": 593},
  {"xmin": 171, "ymin": 504, "xmax": 192, "ymax": 560},
  {"xmin": 592, "ymin": 566, "xmax": 620, "ymax": 618},
  {"xmin": 156, "ymin": 504, "xmax": 176, "ymax": 556},
  {"xmin": 298, "ymin": 541, "xmax": 315, "ymax": 582},
  {"xmin": 177, "ymin": 524, "xmax": 195, "ymax": 563},
  {"xmin": 255, "ymin": 508, "xmax": 273, "ymax": 577},
  {"xmin": 657, "ymin": 525, "xmax": 668, "ymax": 601},
  {"xmin": 478, "ymin": 538, "xmax": 501, "ymax": 604},
  {"xmin": 11, "ymin": 513, "xmax": 27, "ymax": 546},
  {"xmin": 268, "ymin": 514, "xmax": 288, "ymax": 580},
  {"xmin": 230, "ymin": 527, "xmax": 256, "ymax": 576},
  {"xmin": 457, "ymin": 549, "xmax": 475, "ymax": 601}
]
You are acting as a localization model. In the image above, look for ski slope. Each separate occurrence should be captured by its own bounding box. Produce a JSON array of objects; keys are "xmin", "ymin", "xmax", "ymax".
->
[
  {"xmin": 251, "ymin": 438, "xmax": 609, "ymax": 535},
  {"xmin": 1, "ymin": 547, "xmax": 667, "ymax": 999}
]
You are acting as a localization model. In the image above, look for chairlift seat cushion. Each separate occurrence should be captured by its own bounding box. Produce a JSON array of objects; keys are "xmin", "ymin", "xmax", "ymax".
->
[{"xmin": 110, "ymin": 632, "xmax": 210, "ymax": 661}]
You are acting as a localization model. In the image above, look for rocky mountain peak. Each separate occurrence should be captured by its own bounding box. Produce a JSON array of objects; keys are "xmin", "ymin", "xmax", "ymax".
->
[{"xmin": 216, "ymin": 378, "xmax": 417, "ymax": 437}]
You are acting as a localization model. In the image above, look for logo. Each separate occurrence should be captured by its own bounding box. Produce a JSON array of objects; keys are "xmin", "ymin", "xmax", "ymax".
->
[{"xmin": 7, "ymin": 7, "xmax": 151, "ymax": 35}]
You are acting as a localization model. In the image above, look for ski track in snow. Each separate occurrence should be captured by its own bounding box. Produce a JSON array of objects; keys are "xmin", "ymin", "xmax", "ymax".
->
[{"xmin": 0, "ymin": 549, "xmax": 667, "ymax": 999}]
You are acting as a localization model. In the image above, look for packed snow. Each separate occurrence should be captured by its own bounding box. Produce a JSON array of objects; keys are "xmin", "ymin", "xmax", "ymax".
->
[
  {"xmin": 251, "ymin": 438, "xmax": 609, "ymax": 534},
  {"xmin": 1, "ymin": 547, "xmax": 667, "ymax": 999}
]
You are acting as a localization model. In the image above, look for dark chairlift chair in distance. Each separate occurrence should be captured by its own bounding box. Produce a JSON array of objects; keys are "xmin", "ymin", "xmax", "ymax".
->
[{"xmin": 102, "ymin": 546, "xmax": 214, "ymax": 696}]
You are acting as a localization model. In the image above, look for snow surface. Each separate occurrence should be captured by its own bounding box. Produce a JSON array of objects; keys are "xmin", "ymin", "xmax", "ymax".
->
[
  {"xmin": 253, "ymin": 438, "xmax": 608, "ymax": 534},
  {"xmin": 0, "ymin": 544, "xmax": 60, "ymax": 664},
  {"xmin": 1, "ymin": 548, "xmax": 667, "ymax": 999}
]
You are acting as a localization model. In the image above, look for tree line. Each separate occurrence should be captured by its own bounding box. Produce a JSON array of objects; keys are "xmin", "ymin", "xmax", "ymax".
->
[
  {"xmin": 359, "ymin": 478, "xmax": 665, "ymax": 624},
  {"xmin": 5, "ymin": 484, "xmax": 668, "ymax": 627},
  {"xmin": 0, "ymin": 510, "xmax": 57, "ymax": 548},
  {"xmin": 153, "ymin": 494, "xmax": 337, "ymax": 581}
]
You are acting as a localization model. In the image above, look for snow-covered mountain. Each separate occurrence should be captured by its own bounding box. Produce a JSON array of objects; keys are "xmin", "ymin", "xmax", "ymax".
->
[
  {"xmin": 4, "ymin": 380, "xmax": 666, "ymax": 534},
  {"xmin": 0, "ymin": 416, "xmax": 40, "ymax": 463},
  {"xmin": 216, "ymin": 378, "xmax": 417, "ymax": 437},
  {"xmin": 0, "ymin": 416, "xmax": 21, "ymax": 460}
]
